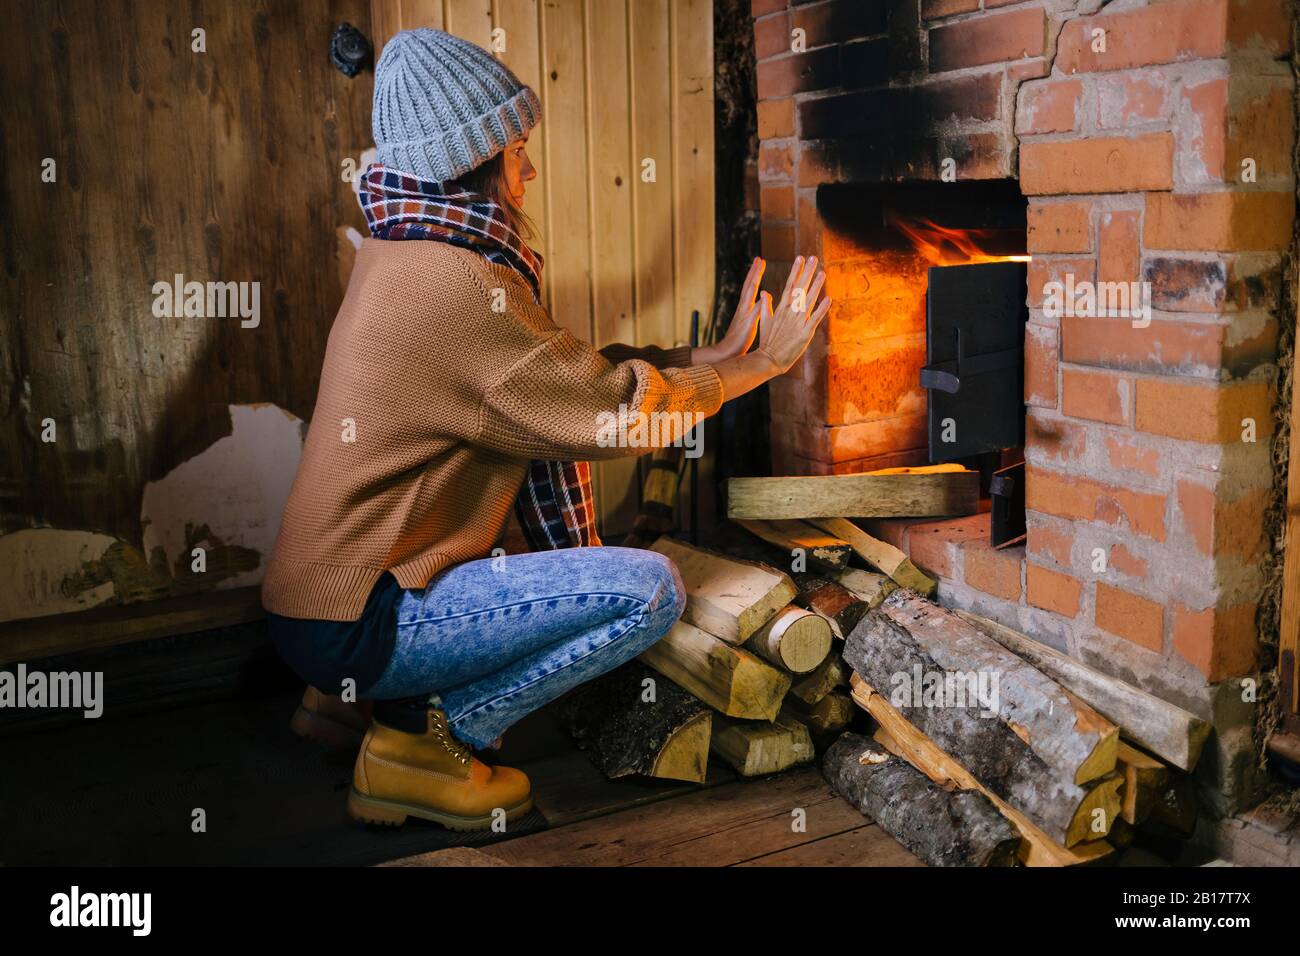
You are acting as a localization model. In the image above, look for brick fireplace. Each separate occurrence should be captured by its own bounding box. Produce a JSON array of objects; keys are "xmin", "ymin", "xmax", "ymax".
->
[{"xmin": 751, "ymin": 0, "xmax": 1296, "ymax": 813}]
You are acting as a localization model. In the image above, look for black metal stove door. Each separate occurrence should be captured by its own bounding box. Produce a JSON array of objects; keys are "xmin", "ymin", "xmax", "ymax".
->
[{"xmin": 924, "ymin": 260, "xmax": 1028, "ymax": 461}]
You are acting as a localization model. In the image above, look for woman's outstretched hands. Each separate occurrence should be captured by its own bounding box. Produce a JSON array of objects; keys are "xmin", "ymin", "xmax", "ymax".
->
[
  {"xmin": 754, "ymin": 255, "xmax": 830, "ymax": 376},
  {"xmin": 696, "ymin": 257, "xmax": 766, "ymax": 365}
]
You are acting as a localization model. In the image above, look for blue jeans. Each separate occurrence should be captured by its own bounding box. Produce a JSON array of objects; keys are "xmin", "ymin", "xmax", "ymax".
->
[{"xmin": 362, "ymin": 546, "xmax": 685, "ymax": 749}]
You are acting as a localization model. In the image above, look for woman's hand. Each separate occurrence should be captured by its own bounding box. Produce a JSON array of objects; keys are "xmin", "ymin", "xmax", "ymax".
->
[
  {"xmin": 692, "ymin": 258, "xmax": 765, "ymax": 365},
  {"xmin": 753, "ymin": 255, "xmax": 830, "ymax": 375}
]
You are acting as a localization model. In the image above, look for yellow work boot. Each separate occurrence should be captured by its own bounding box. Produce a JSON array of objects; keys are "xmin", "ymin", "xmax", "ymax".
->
[
  {"xmin": 289, "ymin": 685, "xmax": 374, "ymax": 750},
  {"xmin": 347, "ymin": 707, "xmax": 532, "ymax": 831}
]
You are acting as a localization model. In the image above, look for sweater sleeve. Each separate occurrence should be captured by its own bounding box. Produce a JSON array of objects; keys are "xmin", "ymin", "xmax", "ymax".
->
[
  {"xmin": 476, "ymin": 328, "xmax": 722, "ymax": 461},
  {"xmin": 597, "ymin": 342, "xmax": 694, "ymax": 369}
]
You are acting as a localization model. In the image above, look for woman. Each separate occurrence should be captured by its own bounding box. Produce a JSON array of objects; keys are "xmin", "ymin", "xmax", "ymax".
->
[{"xmin": 261, "ymin": 28, "xmax": 829, "ymax": 831}]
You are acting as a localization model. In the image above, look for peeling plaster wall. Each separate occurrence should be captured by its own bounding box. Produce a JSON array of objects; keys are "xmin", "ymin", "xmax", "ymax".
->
[
  {"xmin": 0, "ymin": 529, "xmax": 120, "ymax": 622},
  {"xmin": 141, "ymin": 404, "xmax": 306, "ymax": 591}
]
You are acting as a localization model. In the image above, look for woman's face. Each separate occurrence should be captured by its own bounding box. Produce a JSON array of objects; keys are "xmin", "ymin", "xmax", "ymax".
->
[{"xmin": 502, "ymin": 135, "xmax": 536, "ymax": 207}]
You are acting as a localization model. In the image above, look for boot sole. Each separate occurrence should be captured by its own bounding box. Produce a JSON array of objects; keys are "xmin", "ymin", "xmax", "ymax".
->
[
  {"xmin": 289, "ymin": 705, "xmax": 367, "ymax": 751},
  {"xmin": 346, "ymin": 787, "xmax": 534, "ymax": 832}
]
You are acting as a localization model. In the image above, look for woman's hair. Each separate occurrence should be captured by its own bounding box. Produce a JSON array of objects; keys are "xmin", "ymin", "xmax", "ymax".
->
[{"xmin": 452, "ymin": 151, "xmax": 538, "ymax": 242}]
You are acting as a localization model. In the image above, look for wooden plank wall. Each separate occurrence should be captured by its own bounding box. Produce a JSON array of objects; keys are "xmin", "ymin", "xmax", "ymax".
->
[{"xmin": 370, "ymin": 0, "xmax": 717, "ymax": 534}]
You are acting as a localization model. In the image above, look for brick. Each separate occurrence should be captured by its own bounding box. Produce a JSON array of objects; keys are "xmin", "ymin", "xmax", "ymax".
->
[
  {"xmin": 1226, "ymin": 0, "xmax": 1293, "ymax": 56},
  {"xmin": 791, "ymin": 0, "xmax": 888, "ymax": 47},
  {"xmin": 1180, "ymin": 78, "xmax": 1227, "ymax": 183},
  {"xmin": 1027, "ymin": 563, "xmax": 1083, "ymax": 617},
  {"xmin": 1143, "ymin": 254, "xmax": 1281, "ymax": 313},
  {"xmin": 752, "ymin": 0, "xmax": 786, "ymax": 16},
  {"xmin": 755, "ymin": 11, "xmax": 791, "ymax": 60},
  {"xmin": 1007, "ymin": 57, "xmax": 1050, "ymax": 83},
  {"xmin": 761, "ymin": 223, "xmax": 796, "ymax": 261},
  {"xmin": 1028, "ymin": 257, "xmax": 1095, "ymax": 310},
  {"xmin": 1105, "ymin": 434, "xmax": 1161, "ymax": 478},
  {"xmin": 1026, "ymin": 411, "xmax": 1087, "ymax": 463},
  {"xmin": 796, "ymin": 189, "xmax": 819, "ymax": 257},
  {"xmin": 760, "ymin": 183, "xmax": 795, "ymax": 221},
  {"xmin": 1027, "ymin": 467, "xmax": 1167, "ymax": 541},
  {"xmin": 1098, "ymin": 210, "xmax": 1140, "ymax": 284},
  {"xmin": 1227, "ymin": 79, "xmax": 1296, "ymax": 184},
  {"xmin": 1057, "ymin": 0, "xmax": 1228, "ymax": 74},
  {"xmin": 1017, "ymin": 78, "xmax": 1084, "ymax": 135},
  {"xmin": 1135, "ymin": 378, "xmax": 1273, "ymax": 443},
  {"xmin": 1027, "ymin": 201, "xmax": 1092, "ymax": 254},
  {"xmin": 1062, "ymin": 367, "xmax": 1130, "ymax": 425},
  {"xmin": 1173, "ymin": 601, "xmax": 1260, "ymax": 681},
  {"xmin": 1061, "ymin": 315, "xmax": 1226, "ymax": 377},
  {"xmin": 1025, "ymin": 322, "xmax": 1059, "ymax": 408},
  {"xmin": 1096, "ymin": 583, "xmax": 1164, "ymax": 652},
  {"xmin": 799, "ymin": 73, "xmax": 1001, "ymax": 141},
  {"xmin": 757, "ymin": 47, "xmax": 839, "ymax": 99},
  {"xmin": 758, "ymin": 141, "xmax": 794, "ymax": 181},
  {"xmin": 963, "ymin": 542, "xmax": 1024, "ymax": 601},
  {"xmin": 922, "ymin": 0, "xmax": 978, "ymax": 18},
  {"xmin": 825, "ymin": 339, "xmax": 928, "ymax": 426},
  {"xmin": 928, "ymin": 7, "xmax": 1046, "ymax": 73},
  {"xmin": 757, "ymin": 97, "xmax": 796, "ymax": 139},
  {"xmin": 1145, "ymin": 192, "xmax": 1295, "ymax": 252},
  {"xmin": 1027, "ymin": 518, "xmax": 1074, "ymax": 567},
  {"xmin": 840, "ymin": 38, "xmax": 890, "ymax": 90},
  {"xmin": 1021, "ymin": 134, "xmax": 1174, "ymax": 195},
  {"xmin": 1176, "ymin": 480, "xmax": 1269, "ymax": 561},
  {"xmin": 1108, "ymin": 543, "xmax": 1148, "ymax": 580},
  {"xmin": 901, "ymin": 513, "xmax": 989, "ymax": 579},
  {"xmin": 1098, "ymin": 73, "xmax": 1172, "ymax": 128}
]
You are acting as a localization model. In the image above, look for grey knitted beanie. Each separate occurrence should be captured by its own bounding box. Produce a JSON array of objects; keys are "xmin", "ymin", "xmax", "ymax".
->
[{"xmin": 372, "ymin": 28, "xmax": 543, "ymax": 183}]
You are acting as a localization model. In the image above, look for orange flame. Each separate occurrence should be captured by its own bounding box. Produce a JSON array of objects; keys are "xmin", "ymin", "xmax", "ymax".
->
[{"xmin": 889, "ymin": 215, "xmax": 1030, "ymax": 267}]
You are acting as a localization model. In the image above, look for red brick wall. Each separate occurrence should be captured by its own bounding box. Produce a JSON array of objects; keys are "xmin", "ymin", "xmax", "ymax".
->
[{"xmin": 753, "ymin": 0, "xmax": 1296, "ymax": 804}]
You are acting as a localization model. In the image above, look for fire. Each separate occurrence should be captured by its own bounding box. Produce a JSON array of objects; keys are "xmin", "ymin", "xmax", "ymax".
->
[{"xmin": 889, "ymin": 215, "xmax": 1030, "ymax": 267}]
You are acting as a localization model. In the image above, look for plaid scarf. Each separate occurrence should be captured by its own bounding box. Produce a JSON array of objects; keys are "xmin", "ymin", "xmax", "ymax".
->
[{"xmin": 359, "ymin": 163, "xmax": 600, "ymax": 551}]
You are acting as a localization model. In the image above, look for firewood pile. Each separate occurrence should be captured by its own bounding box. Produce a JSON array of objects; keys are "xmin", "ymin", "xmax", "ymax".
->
[{"xmin": 561, "ymin": 467, "xmax": 1210, "ymax": 867}]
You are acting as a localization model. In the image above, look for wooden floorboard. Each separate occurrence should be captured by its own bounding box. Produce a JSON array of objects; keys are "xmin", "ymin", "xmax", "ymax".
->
[{"xmin": 393, "ymin": 766, "xmax": 922, "ymax": 867}]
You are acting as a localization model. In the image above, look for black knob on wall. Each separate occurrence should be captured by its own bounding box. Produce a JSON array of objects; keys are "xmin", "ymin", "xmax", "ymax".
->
[{"xmin": 331, "ymin": 23, "xmax": 372, "ymax": 77}]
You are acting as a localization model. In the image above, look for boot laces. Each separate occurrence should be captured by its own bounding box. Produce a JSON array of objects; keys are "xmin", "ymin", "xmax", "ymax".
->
[{"xmin": 431, "ymin": 712, "xmax": 472, "ymax": 766}]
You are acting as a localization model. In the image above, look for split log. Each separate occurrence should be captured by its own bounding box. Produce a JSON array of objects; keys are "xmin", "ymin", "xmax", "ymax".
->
[
  {"xmin": 792, "ymin": 573, "xmax": 867, "ymax": 640},
  {"xmin": 710, "ymin": 712, "xmax": 814, "ymax": 777},
  {"xmin": 955, "ymin": 609, "xmax": 1210, "ymax": 772},
  {"xmin": 808, "ymin": 517, "xmax": 937, "ymax": 597},
  {"xmin": 845, "ymin": 590, "xmax": 1121, "ymax": 845},
  {"xmin": 726, "ymin": 472, "xmax": 979, "ymax": 521},
  {"xmin": 1116, "ymin": 741, "xmax": 1171, "ymax": 825},
  {"xmin": 640, "ymin": 619, "xmax": 791, "ymax": 721},
  {"xmin": 833, "ymin": 567, "xmax": 895, "ymax": 608},
  {"xmin": 784, "ymin": 692, "xmax": 853, "ymax": 750},
  {"xmin": 854, "ymin": 674, "xmax": 1115, "ymax": 867},
  {"xmin": 787, "ymin": 654, "xmax": 848, "ymax": 707},
  {"xmin": 823, "ymin": 732, "xmax": 1021, "ymax": 867},
  {"xmin": 650, "ymin": 537, "xmax": 796, "ymax": 644},
  {"xmin": 742, "ymin": 605, "xmax": 833, "ymax": 674},
  {"xmin": 557, "ymin": 662, "xmax": 712, "ymax": 783},
  {"xmin": 733, "ymin": 518, "xmax": 852, "ymax": 572},
  {"xmin": 621, "ymin": 446, "xmax": 682, "ymax": 549}
]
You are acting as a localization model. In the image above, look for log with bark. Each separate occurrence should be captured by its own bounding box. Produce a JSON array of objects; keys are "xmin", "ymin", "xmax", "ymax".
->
[
  {"xmin": 726, "ymin": 472, "xmax": 979, "ymax": 521},
  {"xmin": 640, "ymin": 619, "xmax": 791, "ymax": 721},
  {"xmin": 823, "ymin": 732, "xmax": 1022, "ymax": 867},
  {"xmin": 845, "ymin": 590, "xmax": 1121, "ymax": 845},
  {"xmin": 741, "ymin": 604, "xmax": 833, "ymax": 674},
  {"xmin": 650, "ymin": 537, "xmax": 796, "ymax": 644},
  {"xmin": 710, "ymin": 712, "xmax": 814, "ymax": 777},
  {"xmin": 852, "ymin": 674, "xmax": 1115, "ymax": 866},
  {"xmin": 557, "ymin": 662, "xmax": 712, "ymax": 783},
  {"xmin": 808, "ymin": 517, "xmax": 937, "ymax": 597},
  {"xmin": 954, "ymin": 609, "xmax": 1210, "ymax": 772},
  {"xmin": 791, "ymin": 573, "xmax": 867, "ymax": 640},
  {"xmin": 733, "ymin": 518, "xmax": 852, "ymax": 572}
]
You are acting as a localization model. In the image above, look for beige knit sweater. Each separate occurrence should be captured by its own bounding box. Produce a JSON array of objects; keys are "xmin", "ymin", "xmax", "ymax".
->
[{"xmin": 261, "ymin": 238, "xmax": 723, "ymax": 621}]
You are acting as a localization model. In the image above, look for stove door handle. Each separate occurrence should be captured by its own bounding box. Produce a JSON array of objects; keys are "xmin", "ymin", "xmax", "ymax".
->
[{"xmin": 920, "ymin": 364, "xmax": 961, "ymax": 394}]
